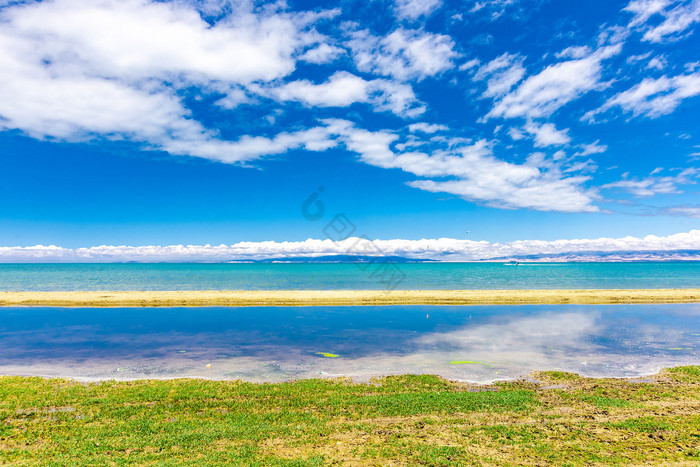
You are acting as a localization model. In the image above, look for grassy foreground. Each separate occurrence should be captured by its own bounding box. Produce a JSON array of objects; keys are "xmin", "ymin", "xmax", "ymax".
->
[{"xmin": 0, "ymin": 368, "xmax": 698, "ymax": 465}]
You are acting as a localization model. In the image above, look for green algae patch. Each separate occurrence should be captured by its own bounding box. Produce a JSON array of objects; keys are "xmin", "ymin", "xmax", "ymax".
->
[
  {"xmin": 315, "ymin": 352, "xmax": 340, "ymax": 358},
  {"xmin": 449, "ymin": 360, "xmax": 493, "ymax": 366}
]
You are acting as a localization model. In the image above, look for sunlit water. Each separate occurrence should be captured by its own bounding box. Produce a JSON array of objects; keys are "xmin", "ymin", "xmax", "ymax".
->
[
  {"xmin": 0, "ymin": 262, "xmax": 698, "ymax": 291},
  {"xmin": 0, "ymin": 304, "xmax": 697, "ymax": 382}
]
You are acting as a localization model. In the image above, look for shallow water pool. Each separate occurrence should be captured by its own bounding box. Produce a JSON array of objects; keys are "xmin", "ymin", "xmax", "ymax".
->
[{"xmin": 0, "ymin": 304, "xmax": 697, "ymax": 382}]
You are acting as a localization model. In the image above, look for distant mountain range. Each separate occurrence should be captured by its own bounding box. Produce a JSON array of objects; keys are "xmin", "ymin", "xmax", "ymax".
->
[
  {"xmin": 228, "ymin": 255, "xmax": 437, "ymax": 263},
  {"xmin": 485, "ymin": 249, "xmax": 700, "ymax": 262},
  {"xmin": 224, "ymin": 250, "xmax": 700, "ymax": 263}
]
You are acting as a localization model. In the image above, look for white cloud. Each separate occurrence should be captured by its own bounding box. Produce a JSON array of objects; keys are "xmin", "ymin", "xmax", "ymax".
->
[
  {"xmin": 507, "ymin": 127, "xmax": 525, "ymax": 140},
  {"xmin": 625, "ymin": 0, "xmax": 700, "ymax": 43},
  {"xmin": 523, "ymin": 121, "xmax": 571, "ymax": 147},
  {"xmin": 562, "ymin": 158, "xmax": 598, "ymax": 174},
  {"xmin": 585, "ymin": 71, "xmax": 700, "ymax": 119},
  {"xmin": 254, "ymin": 71, "xmax": 425, "ymax": 117},
  {"xmin": 409, "ymin": 177, "xmax": 595, "ymax": 212},
  {"xmin": 601, "ymin": 168, "xmax": 699, "ymax": 197},
  {"xmin": 624, "ymin": 0, "xmax": 671, "ymax": 27},
  {"xmin": 1, "ymin": 230, "xmax": 699, "ymax": 262},
  {"xmin": 349, "ymin": 28, "xmax": 458, "ymax": 81},
  {"xmin": 486, "ymin": 45, "xmax": 621, "ymax": 120},
  {"xmin": 299, "ymin": 43, "xmax": 345, "ymax": 64},
  {"xmin": 468, "ymin": 0, "xmax": 519, "ymax": 20},
  {"xmin": 159, "ymin": 122, "xmax": 345, "ymax": 163},
  {"xmin": 213, "ymin": 86, "xmax": 250, "ymax": 109},
  {"xmin": 394, "ymin": 0, "xmax": 442, "ymax": 20},
  {"xmin": 0, "ymin": 6, "xmax": 347, "ymax": 165},
  {"xmin": 408, "ymin": 122, "xmax": 449, "ymax": 133},
  {"xmin": 555, "ymin": 46, "xmax": 592, "ymax": 59},
  {"xmin": 686, "ymin": 61, "xmax": 700, "ymax": 72},
  {"xmin": 626, "ymin": 52, "xmax": 652, "ymax": 64},
  {"xmin": 576, "ymin": 140, "xmax": 608, "ymax": 156},
  {"xmin": 602, "ymin": 178, "xmax": 677, "ymax": 196},
  {"xmin": 662, "ymin": 205, "xmax": 700, "ymax": 217},
  {"xmin": 0, "ymin": 0, "xmax": 340, "ymax": 161},
  {"xmin": 333, "ymin": 121, "xmax": 597, "ymax": 212},
  {"xmin": 458, "ymin": 58, "xmax": 480, "ymax": 71},
  {"xmin": 596, "ymin": 24, "xmax": 631, "ymax": 46},
  {"xmin": 647, "ymin": 55, "xmax": 667, "ymax": 70},
  {"xmin": 3, "ymin": 0, "xmax": 322, "ymax": 84},
  {"xmin": 473, "ymin": 53, "xmax": 525, "ymax": 98}
]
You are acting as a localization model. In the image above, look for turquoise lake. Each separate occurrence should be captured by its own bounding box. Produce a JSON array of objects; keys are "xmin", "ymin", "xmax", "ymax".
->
[{"xmin": 0, "ymin": 262, "xmax": 698, "ymax": 291}]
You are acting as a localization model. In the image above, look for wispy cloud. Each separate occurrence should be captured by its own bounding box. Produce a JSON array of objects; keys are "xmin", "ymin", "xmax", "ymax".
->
[
  {"xmin": 468, "ymin": 0, "xmax": 521, "ymax": 21},
  {"xmin": 575, "ymin": 140, "xmax": 608, "ymax": 156},
  {"xmin": 584, "ymin": 71, "xmax": 700, "ymax": 120},
  {"xmin": 661, "ymin": 205, "xmax": 700, "ymax": 217},
  {"xmin": 624, "ymin": 0, "xmax": 672, "ymax": 28},
  {"xmin": 555, "ymin": 46, "xmax": 593, "ymax": 59},
  {"xmin": 625, "ymin": 0, "xmax": 700, "ymax": 43},
  {"xmin": 393, "ymin": 0, "xmax": 442, "ymax": 20},
  {"xmin": 473, "ymin": 53, "xmax": 525, "ymax": 98},
  {"xmin": 334, "ymin": 121, "xmax": 597, "ymax": 212},
  {"xmin": 348, "ymin": 27, "xmax": 458, "ymax": 81},
  {"xmin": 601, "ymin": 168, "xmax": 699, "ymax": 196},
  {"xmin": 646, "ymin": 55, "xmax": 668, "ymax": 70},
  {"xmin": 408, "ymin": 122, "xmax": 449, "ymax": 133},
  {"xmin": 485, "ymin": 45, "xmax": 621, "ymax": 120}
]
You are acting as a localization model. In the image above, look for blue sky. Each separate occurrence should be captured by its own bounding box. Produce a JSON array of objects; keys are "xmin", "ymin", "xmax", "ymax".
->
[{"xmin": 0, "ymin": 0, "xmax": 699, "ymax": 260}]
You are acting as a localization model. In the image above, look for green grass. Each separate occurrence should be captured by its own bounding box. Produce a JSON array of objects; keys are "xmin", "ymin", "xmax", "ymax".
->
[
  {"xmin": 0, "ymin": 366, "xmax": 698, "ymax": 465},
  {"xmin": 667, "ymin": 365, "xmax": 700, "ymax": 382},
  {"xmin": 545, "ymin": 371, "xmax": 581, "ymax": 381},
  {"xmin": 568, "ymin": 393, "xmax": 637, "ymax": 408}
]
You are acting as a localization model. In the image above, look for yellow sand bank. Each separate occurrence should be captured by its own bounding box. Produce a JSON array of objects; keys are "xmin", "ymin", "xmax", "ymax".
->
[{"xmin": 0, "ymin": 289, "xmax": 698, "ymax": 307}]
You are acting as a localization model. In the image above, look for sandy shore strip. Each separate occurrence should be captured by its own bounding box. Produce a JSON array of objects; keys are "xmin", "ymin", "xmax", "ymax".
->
[{"xmin": 0, "ymin": 289, "xmax": 698, "ymax": 307}]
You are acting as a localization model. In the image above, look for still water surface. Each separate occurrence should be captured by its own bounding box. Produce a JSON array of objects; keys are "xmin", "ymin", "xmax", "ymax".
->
[{"xmin": 0, "ymin": 304, "xmax": 697, "ymax": 382}]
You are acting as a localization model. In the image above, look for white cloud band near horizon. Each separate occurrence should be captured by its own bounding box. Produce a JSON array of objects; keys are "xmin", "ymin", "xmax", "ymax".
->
[{"xmin": 0, "ymin": 230, "xmax": 698, "ymax": 263}]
